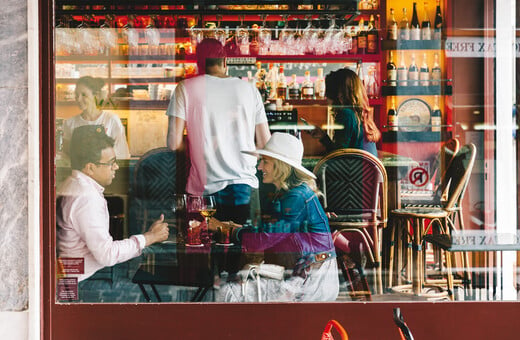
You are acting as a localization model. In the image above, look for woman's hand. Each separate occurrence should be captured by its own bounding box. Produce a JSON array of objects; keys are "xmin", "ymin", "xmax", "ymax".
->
[{"xmin": 307, "ymin": 125, "xmax": 326, "ymax": 140}]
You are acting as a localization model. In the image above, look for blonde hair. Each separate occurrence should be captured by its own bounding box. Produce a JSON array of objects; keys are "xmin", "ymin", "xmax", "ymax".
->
[{"xmin": 270, "ymin": 158, "xmax": 319, "ymax": 194}]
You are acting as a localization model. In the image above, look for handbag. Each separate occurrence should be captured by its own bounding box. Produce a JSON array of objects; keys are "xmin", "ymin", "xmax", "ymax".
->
[
  {"xmin": 321, "ymin": 320, "xmax": 349, "ymax": 340},
  {"xmin": 240, "ymin": 262, "xmax": 285, "ymax": 302}
]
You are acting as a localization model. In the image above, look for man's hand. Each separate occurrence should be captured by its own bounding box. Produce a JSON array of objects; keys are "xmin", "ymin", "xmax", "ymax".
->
[{"xmin": 144, "ymin": 214, "xmax": 169, "ymax": 246}]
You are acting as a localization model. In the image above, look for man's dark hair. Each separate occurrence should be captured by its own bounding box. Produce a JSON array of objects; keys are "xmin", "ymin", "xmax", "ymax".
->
[{"xmin": 70, "ymin": 125, "xmax": 115, "ymax": 170}]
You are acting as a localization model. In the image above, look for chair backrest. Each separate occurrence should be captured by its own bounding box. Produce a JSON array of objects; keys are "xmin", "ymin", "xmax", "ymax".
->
[
  {"xmin": 438, "ymin": 143, "xmax": 476, "ymax": 210},
  {"xmin": 432, "ymin": 137, "xmax": 460, "ymax": 188},
  {"xmin": 131, "ymin": 147, "xmax": 187, "ymax": 218},
  {"xmin": 313, "ymin": 148, "xmax": 387, "ymax": 224}
]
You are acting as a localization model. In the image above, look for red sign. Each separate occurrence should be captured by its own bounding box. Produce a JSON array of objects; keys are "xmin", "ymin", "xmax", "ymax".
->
[
  {"xmin": 57, "ymin": 277, "xmax": 78, "ymax": 301},
  {"xmin": 408, "ymin": 167, "xmax": 429, "ymax": 187},
  {"xmin": 57, "ymin": 257, "xmax": 84, "ymax": 274}
]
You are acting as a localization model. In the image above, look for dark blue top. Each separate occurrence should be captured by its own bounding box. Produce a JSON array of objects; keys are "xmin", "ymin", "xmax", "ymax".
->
[{"xmin": 320, "ymin": 107, "xmax": 377, "ymax": 157}]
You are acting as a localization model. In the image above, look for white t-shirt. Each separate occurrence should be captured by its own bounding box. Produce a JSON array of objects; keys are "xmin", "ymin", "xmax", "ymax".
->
[
  {"xmin": 166, "ymin": 74, "xmax": 267, "ymax": 195},
  {"xmin": 63, "ymin": 111, "xmax": 131, "ymax": 159}
]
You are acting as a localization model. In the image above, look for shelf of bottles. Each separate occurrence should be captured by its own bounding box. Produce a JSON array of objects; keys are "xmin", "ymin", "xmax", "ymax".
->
[{"xmin": 381, "ymin": 0, "xmax": 449, "ymax": 141}]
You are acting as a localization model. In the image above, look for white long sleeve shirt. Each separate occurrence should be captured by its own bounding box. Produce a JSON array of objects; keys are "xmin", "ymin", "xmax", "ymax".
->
[{"xmin": 57, "ymin": 170, "xmax": 145, "ymax": 281}]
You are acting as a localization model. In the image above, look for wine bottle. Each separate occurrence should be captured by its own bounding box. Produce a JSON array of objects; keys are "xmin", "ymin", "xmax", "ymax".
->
[
  {"xmin": 349, "ymin": 27, "xmax": 358, "ymax": 54},
  {"xmin": 421, "ymin": 1, "xmax": 432, "ymax": 40},
  {"xmin": 408, "ymin": 53, "xmax": 419, "ymax": 86},
  {"xmin": 367, "ymin": 15, "xmax": 378, "ymax": 54},
  {"xmin": 399, "ymin": 8, "xmax": 411, "ymax": 40},
  {"xmin": 410, "ymin": 2, "xmax": 421, "ymax": 40},
  {"xmin": 420, "ymin": 53, "xmax": 430, "ymax": 86},
  {"xmin": 387, "ymin": 50, "xmax": 397, "ymax": 87},
  {"xmin": 397, "ymin": 51, "xmax": 408, "ymax": 86},
  {"xmin": 357, "ymin": 19, "xmax": 367, "ymax": 54},
  {"xmin": 387, "ymin": 8, "xmax": 398, "ymax": 41},
  {"xmin": 433, "ymin": 0, "xmax": 443, "ymax": 40},
  {"xmin": 431, "ymin": 52, "xmax": 442, "ymax": 86},
  {"xmin": 431, "ymin": 95, "xmax": 441, "ymax": 131},
  {"xmin": 387, "ymin": 97, "xmax": 398, "ymax": 132}
]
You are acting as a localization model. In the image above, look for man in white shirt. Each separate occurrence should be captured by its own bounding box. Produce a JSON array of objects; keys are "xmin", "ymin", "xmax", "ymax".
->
[
  {"xmin": 166, "ymin": 38, "xmax": 271, "ymax": 224},
  {"xmin": 57, "ymin": 125, "xmax": 168, "ymax": 284}
]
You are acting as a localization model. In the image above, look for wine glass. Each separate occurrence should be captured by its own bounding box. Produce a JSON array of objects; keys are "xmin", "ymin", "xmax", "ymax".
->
[
  {"xmin": 187, "ymin": 195, "xmax": 216, "ymax": 245},
  {"xmin": 170, "ymin": 194, "xmax": 187, "ymax": 243}
]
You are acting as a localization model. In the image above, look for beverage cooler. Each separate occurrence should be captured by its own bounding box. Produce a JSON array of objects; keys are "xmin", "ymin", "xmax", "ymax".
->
[{"xmin": 55, "ymin": 0, "xmax": 452, "ymax": 193}]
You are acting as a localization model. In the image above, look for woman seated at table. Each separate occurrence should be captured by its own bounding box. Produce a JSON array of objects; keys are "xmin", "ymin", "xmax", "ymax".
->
[
  {"xmin": 308, "ymin": 68, "xmax": 380, "ymax": 157},
  {"xmin": 209, "ymin": 132, "xmax": 339, "ymax": 302}
]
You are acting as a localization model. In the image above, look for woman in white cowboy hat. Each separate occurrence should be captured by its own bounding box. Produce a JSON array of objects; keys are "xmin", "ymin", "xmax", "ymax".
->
[{"xmin": 211, "ymin": 132, "xmax": 339, "ymax": 302}]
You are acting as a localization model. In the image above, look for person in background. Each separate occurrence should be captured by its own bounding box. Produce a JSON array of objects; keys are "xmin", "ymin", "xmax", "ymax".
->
[
  {"xmin": 57, "ymin": 125, "xmax": 168, "ymax": 291},
  {"xmin": 63, "ymin": 76, "xmax": 131, "ymax": 159},
  {"xmin": 209, "ymin": 133, "xmax": 339, "ymax": 302},
  {"xmin": 166, "ymin": 38, "xmax": 271, "ymax": 224},
  {"xmin": 308, "ymin": 68, "xmax": 380, "ymax": 157}
]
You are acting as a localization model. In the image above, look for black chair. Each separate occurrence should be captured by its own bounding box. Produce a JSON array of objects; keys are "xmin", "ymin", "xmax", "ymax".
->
[{"xmin": 130, "ymin": 147, "xmax": 187, "ymax": 234}]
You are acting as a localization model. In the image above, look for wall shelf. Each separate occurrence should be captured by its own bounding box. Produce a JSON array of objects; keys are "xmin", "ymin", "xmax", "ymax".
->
[
  {"xmin": 382, "ymin": 40, "xmax": 444, "ymax": 50},
  {"xmin": 382, "ymin": 85, "xmax": 453, "ymax": 96}
]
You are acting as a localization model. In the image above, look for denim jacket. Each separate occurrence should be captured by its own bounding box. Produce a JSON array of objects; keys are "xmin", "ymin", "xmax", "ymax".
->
[{"xmin": 240, "ymin": 184, "xmax": 335, "ymax": 263}]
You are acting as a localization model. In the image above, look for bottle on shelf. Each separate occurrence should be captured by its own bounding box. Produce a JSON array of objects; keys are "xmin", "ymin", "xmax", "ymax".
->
[
  {"xmin": 315, "ymin": 68, "xmax": 326, "ymax": 99},
  {"xmin": 367, "ymin": 14, "xmax": 378, "ymax": 54},
  {"xmin": 357, "ymin": 19, "xmax": 367, "ymax": 54},
  {"xmin": 408, "ymin": 53, "xmax": 419, "ymax": 86},
  {"xmin": 420, "ymin": 52, "xmax": 430, "ymax": 86},
  {"xmin": 433, "ymin": 0, "xmax": 443, "ymax": 40},
  {"xmin": 349, "ymin": 27, "xmax": 358, "ymax": 54},
  {"xmin": 410, "ymin": 2, "xmax": 421, "ymax": 40},
  {"xmin": 399, "ymin": 8, "xmax": 411, "ymax": 40},
  {"xmin": 366, "ymin": 66, "xmax": 379, "ymax": 99},
  {"xmin": 387, "ymin": 50, "xmax": 397, "ymax": 87},
  {"xmin": 356, "ymin": 61, "xmax": 366, "ymax": 87},
  {"xmin": 431, "ymin": 52, "xmax": 442, "ymax": 86},
  {"xmin": 431, "ymin": 95, "xmax": 442, "ymax": 131},
  {"xmin": 387, "ymin": 8, "xmax": 398, "ymax": 41},
  {"xmin": 288, "ymin": 74, "xmax": 301, "ymax": 100},
  {"xmin": 387, "ymin": 97, "xmax": 398, "ymax": 132},
  {"xmin": 276, "ymin": 65, "xmax": 287, "ymax": 100},
  {"xmin": 247, "ymin": 70, "xmax": 256, "ymax": 87},
  {"xmin": 359, "ymin": 0, "xmax": 372, "ymax": 10},
  {"xmin": 301, "ymin": 70, "xmax": 315, "ymax": 100},
  {"xmin": 265, "ymin": 63, "xmax": 278, "ymax": 100},
  {"xmin": 397, "ymin": 51, "xmax": 408, "ymax": 86},
  {"xmin": 254, "ymin": 61, "xmax": 268, "ymax": 101},
  {"xmin": 421, "ymin": 1, "xmax": 432, "ymax": 40}
]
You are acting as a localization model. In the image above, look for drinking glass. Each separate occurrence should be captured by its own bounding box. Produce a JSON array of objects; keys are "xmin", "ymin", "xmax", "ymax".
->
[
  {"xmin": 170, "ymin": 194, "xmax": 187, "ymax": 243},
  {"xmin": 187, "ymin": 195, "xmax": 216, "ymax": 245}
]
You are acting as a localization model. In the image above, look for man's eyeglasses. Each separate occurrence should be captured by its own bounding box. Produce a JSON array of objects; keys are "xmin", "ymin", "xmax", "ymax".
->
[{"xmin": 95, "ymin": 158, "xmax": 118, "ymax": 167}]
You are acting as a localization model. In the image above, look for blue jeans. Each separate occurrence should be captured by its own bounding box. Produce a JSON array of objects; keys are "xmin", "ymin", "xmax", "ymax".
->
[{"xmin": 213, "ymin": 184, "xmax": 259, "ymax": 224}]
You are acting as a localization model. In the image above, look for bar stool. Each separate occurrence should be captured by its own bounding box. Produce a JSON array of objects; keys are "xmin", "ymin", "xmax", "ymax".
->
[{"xmin": 388, "ymin": 144, "xmax": 476, "ymax": 299}]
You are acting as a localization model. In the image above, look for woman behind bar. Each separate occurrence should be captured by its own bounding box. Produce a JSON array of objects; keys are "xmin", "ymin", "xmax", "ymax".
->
[
  {"xmin": 309, "ymin": 68, "xmax": 380, "ymax": 157},
  {"xmin": 210, "ymin": 133, "xmax": 339, "ymax": 302},
  {"xmin": 63, "ymin": 76, "xmax": 130, "ymax": 159}
]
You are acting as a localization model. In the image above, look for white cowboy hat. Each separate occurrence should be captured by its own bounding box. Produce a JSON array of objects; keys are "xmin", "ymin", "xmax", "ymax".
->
[{"xmin": 242, "ymin": 132, "xmax": 316, "ymax": 179}]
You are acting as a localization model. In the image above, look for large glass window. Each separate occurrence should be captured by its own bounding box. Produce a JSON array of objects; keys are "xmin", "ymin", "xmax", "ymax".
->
[{"xmin": 52, "ymin": 0, "xmax": 518, "ymax": 304}]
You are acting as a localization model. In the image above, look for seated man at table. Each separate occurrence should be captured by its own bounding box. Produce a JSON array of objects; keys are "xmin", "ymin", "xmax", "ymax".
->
[{"xmin": 57, "ymin": 125, "xmax": 169, "ymax": 292}]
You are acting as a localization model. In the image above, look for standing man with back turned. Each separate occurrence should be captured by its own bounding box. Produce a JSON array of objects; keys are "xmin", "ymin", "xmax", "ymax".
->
[{"xmin": 166, "ymin": 38, "xmax": 271, "ymax": 224}]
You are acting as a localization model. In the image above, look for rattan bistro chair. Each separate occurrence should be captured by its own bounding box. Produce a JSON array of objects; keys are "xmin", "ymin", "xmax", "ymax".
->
[
  {"xmin": 389, "ymin": 143, "xmax": 476, "ymax": 299},
  {"xmin": 314, "ymin": 149, "xmax": 388, "ymax": 296}
]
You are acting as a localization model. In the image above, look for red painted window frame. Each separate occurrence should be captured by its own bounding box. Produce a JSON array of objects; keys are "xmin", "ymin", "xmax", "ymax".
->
[{"xmin": 40, "ymin": 1, "xmax": 520, "ymax": 339}]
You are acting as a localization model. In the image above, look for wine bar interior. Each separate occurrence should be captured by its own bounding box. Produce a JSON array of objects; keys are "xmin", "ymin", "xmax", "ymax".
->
[{"xmin": 0, "ymin": 0, "xmax": 518, "ymax": 338}]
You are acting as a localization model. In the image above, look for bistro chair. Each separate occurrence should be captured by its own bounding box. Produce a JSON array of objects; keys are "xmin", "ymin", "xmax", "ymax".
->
[
  {"xmin": 130, "ymin": 147, "xmax": 186, "ymax": 234},
  {"xmin": 388, "ymin": 143, "xmax": 476, "ymax": 300},
  {"xmin": 314, "ymin": 148, "xmax": 388, "ymax": 296},
  {"xmin": 401, "ymin": 137, "xmax": 460, "ymax": 208}
]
